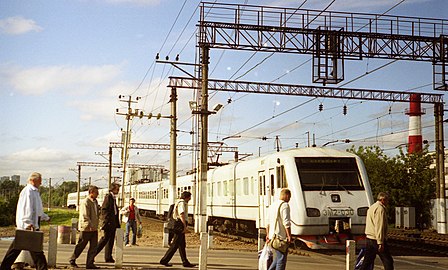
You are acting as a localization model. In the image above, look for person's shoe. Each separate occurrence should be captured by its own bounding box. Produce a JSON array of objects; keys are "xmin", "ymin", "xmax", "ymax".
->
[
  {"xmin": 126, "ymin": 244, "xmax": 132, "ymax": 247},
  {"xmin": 86, "ymin": 264, "xmax": 100, "ymax": 269},
  {"xmin": 132, "ymin": 243, "xmax": 138, "ymax": 246},
  {"xmin": 105, "ymin": 258, "xmax": 115, "ymax": 263},
  {"xmin": 183, "ymin": 262, "xmax": 196, "ymax": 267},
  {"xmin": 69, "ymin": 260, "xmax": 78, "ymax": 268},
  {"xmin": 160, "ymin": 260, "xmax": 173, "ymax": 267}
]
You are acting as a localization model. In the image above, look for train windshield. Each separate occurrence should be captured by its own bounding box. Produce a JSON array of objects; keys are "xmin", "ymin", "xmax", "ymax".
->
[{"xmin": 295, "ymin": 157, "xmax": 363, "ymax": 191}]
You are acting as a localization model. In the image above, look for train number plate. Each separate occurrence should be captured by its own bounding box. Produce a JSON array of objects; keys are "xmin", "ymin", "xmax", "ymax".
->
[{"xmin": 322, "ymin": 208, "xmax": 354, "ymax": 216}]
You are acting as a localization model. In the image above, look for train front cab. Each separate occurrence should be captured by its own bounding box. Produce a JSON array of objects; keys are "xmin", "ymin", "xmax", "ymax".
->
[{"xmin": 294, "ymin": 155, "xmax": 374, "ymax": 249}]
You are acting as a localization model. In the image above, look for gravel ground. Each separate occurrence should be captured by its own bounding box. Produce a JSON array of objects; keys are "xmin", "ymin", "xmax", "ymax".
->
[{"xmin": 0, "ymin": 216, "xmax": 258, "ymax": 252}]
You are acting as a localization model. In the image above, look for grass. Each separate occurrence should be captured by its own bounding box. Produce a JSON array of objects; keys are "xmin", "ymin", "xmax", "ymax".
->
[{"xmin": 38, "ymin": 208, "xmax": 80, "ymax": 231}]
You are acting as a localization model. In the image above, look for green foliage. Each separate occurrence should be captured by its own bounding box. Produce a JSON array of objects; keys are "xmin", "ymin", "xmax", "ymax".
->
[
  {"xmin": 348, "ymin": 145, "xmax": 436, "ymax": 229},
  {"xmin": 42, "ymin": 209, "xmax": 79, "ymax": 228}
]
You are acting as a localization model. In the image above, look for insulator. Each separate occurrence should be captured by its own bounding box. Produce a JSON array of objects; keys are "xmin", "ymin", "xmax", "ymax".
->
[
  {"xmin": 165, "ymin": 56, "xmax": 169, "ymax": 61},
  {"xmin": 155, "ymin": 53, "xmax": 159, "ymax": 60},
  {"xmin": 176, "ymin": 54, "xmax": 179, "ymax": 61},
  {"xmin": 343, "ymin": 105, "xmax": 347, "ymax": 115},
  {"xmin": 319, "ymin": 103, "xmax": 323, "ymax": 111}
]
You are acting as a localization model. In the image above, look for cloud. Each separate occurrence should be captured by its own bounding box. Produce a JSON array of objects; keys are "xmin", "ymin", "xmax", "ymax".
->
[
  {"xmin": 104, "ymin": 0, "xmax": 160, "ymax": 6},
  {"xmin": 0, "ymin": 64, "xmax": 122, "ymax": 96},
  {"xmin": 0, "ymin": 16, "xmax": 43, "ymax": 35}
]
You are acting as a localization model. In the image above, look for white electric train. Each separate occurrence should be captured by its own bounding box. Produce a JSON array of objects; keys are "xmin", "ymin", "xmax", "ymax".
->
[{"xmin": 68, "ymin": 147, "xmax": 374, "ymax": 249}]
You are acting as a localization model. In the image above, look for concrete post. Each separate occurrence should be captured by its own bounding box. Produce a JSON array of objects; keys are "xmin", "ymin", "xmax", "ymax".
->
[
  {"xmin": 199, "ymin": 232, "xmax": 208, "ymax": 269},
  {"xmin": 346, "ymin": 240, "xmax": 356, "ymax": 270},
  {"xmin": 258, "ymin": 228, "xmax": 267, "ymax": 251},
  {"xmin": 163, "ymin": 223, "xmax": 170, "ymax": 248},
  {"xmin": 48, "ymin": 225, "xmax": 58, "ymax": 267},
  {"xmin": 71, "ymin": 218, "xmax": 78, "ymax": 244},
  {"xmin": 115, "ymin": 228, "xmax": 123, "ymax": 268},
  {"xmin": 207, "ymin": 225, "xmax": 213, "ymax": 249}
]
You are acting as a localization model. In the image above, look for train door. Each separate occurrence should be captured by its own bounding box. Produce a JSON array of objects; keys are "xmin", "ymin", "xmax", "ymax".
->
[{"xmin": 257, "ymin": 170, "xmax": 267, "ymax": 228}]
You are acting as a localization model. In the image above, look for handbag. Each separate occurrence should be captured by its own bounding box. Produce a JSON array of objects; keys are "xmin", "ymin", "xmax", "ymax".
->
[
  {"xmin": 258, "ymin": 243, "xmax": 273, "ymax": 270},
  {"xmin": 137, "ymin": 224, "xmax": 143, "ymax": 238},
  {"xmin": 269, "ymin": 202, "xmax": 289, "ymax": 254},
  {"xmin": 13, "ymin": 229, "xmax": 44, "ymax": 252}
]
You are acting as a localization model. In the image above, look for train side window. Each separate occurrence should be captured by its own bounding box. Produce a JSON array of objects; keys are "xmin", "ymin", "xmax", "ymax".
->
[
  {"xmin": 251, "ymin": 176, "xmax": 255, "ymax": 195},
  {"xmin": 276, "ymin": 165, "xmax": 287, "ymax": 188},
  {"xmin": 243, "ymin": 177, "xmax": 249, "ymax": 195},
  {"xmin": 236, "ymin": 178, "xmax": 241, "ymax": 195},
  {"xmin": 223, "ymin": 180, "xmax": 228, "ymax": 196},
  {"xmin": 217, "ymin": 181, "xmax": 222, "ymax": 196},
  {"xmin": 229, "ymin": 179, "xmax": 234, "ymax": 196},
  {"xmin": 270, "ymin": 174, "xmax": 275, "ymax": 196}
]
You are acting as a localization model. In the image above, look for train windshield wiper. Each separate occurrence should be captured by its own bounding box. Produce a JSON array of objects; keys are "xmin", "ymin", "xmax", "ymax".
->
[
  {"xmin": 319, "ymin": 178, "xmax": 326, "ymax": 195},
  {"xmin": 337, "ymin": 181, "xmax": 352, "ymax": 195}
]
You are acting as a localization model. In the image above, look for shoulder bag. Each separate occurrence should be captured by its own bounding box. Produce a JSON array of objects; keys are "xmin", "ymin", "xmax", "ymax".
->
[{"xmin": 270, "ymin": 202, "xmax": 289, "ymax": 254}]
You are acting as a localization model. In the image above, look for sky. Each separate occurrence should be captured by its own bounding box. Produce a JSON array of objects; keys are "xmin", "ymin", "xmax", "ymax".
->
[{"xmin": 1, "ymin": 0, "xmax": 447, "ymax": 187}]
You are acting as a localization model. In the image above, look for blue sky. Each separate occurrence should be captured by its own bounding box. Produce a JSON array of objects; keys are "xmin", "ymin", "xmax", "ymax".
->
[{"xmin": 1, "ymin": 0, "xmax": 447, "ymax": 187}]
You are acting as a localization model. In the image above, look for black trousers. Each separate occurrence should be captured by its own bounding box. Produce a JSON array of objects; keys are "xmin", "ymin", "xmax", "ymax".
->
[
  {"xmin": 360, "ymin": 238, "xmax": 394, "ymax": 270},
  {"xmin": 95, "ymin": 227, "xmax": 116, "ymax": 261},
  {"xmin": 0, "ymin": 240, "xmax": 48, "ymax": 270},
  {"xmin": 70, "ymin": 231, "xmax": 98, "ymax": 267},
  {"xmin": 160, "ymin": 232, "xmax": 189, "ymax": 265}
]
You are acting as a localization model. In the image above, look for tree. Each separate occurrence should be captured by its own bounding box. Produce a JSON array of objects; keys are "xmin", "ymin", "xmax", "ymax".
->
[{"xmin": 348, "ymin": 145, "xmax": 436, "ymax": 229}]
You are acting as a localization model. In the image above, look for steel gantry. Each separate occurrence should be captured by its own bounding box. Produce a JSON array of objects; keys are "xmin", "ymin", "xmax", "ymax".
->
[
  {"xmin": 198, "ymin": 2, "xmax": 448, "ymax": 89},
  {"xmin": 191, "ymin": 3, "xmax": 447, "ymax": 246}
]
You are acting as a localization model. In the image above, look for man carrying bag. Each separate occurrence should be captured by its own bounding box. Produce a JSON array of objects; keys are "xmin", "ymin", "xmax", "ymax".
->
[
  {"xmin": 266, "ymin": 188, "xmax": 292, "ymax": 270},
  {"xmin": 0, "ymin": 172, "xmax": 50, "ymax": 270}
]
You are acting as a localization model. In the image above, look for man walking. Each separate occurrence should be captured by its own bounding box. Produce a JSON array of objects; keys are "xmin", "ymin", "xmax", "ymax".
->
[
  {"xmin": 266, "ymin": 188, "xmax": 292, "ymax": 270},
  {"xmin": 95, "ymin": 183, "xmax": 120, "ymax": 263},
  {"xmin": 0, "ymin": 172, "xmax": 50, "ymax": 270},
  {"xmin": 159, "ymin": 191, "xmax": 195, "ymax": 268},
  {"xmin": 120, "ymin": 198, "xmax": 142, "ymax": 247},
  {"xmin": 360, "ymin": 192, "xmax": 394, "ymax": 270},
  {"xmin": 69, "ymin": 186, "xmax": 100, "ymax": 269}
]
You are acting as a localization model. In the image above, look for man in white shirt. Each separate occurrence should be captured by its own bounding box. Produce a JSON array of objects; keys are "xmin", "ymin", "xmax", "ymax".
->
[
  {"xmin": 0, "ymin": 172, "xmax": 50, "ymax": 270},
  {"xmin": 266, "ymin": 188, "xmax": 292, "ymax": 270},
  {"xmin": 160, "ymin": 191, "xmax": 195, "ymax": 268}
]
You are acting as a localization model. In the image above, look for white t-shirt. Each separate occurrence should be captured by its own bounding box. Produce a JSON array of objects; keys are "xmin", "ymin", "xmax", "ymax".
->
[{"xmin": 174, "ymin": 199, "xmax": 188, "ymax": 220}]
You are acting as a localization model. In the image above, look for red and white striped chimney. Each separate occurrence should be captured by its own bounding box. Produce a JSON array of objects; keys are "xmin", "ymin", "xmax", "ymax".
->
[{"xmin": 406, "ymin": 93, "xmax": 424, "ymax": 154}]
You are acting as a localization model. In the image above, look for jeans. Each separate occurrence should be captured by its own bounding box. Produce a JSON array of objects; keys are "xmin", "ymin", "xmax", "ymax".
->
[
  {"xmin": 268, "ymin": 248, "xmax": 287, "ymax": 270},
  {"xmin": 125, "ymin": 220, "xmax": 137, "ymax": 245},
  {"xmin": 360, "ymin": 238, "xmax": 394, "ymax": 270}
]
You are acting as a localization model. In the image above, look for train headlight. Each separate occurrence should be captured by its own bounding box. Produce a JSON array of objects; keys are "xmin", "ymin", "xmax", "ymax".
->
[
  {"xmin": 306, "ymin": 208, "xmax": 321, "ymax": 217},
  {"xmin": 357, "ymin": 207, "xmax": 368, "ymax": 216}
]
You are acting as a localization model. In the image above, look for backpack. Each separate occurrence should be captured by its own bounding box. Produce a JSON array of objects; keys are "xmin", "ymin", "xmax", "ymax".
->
[{"xmin": 167, "ymin": 204, "xmax": 175, "ymax": 221}]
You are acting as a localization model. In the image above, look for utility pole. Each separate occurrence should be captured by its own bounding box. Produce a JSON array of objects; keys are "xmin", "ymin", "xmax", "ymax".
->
[
  {"xmin": 116, "ymin": 95, "xmax": 163, "ymax": 207},
  {"xmin": 169, "ymin": 87, "xmax": 178, "ymax": 205},
  {"xmin": 48, "ymin": 177, "xmax": 51, "ymax": 211}
]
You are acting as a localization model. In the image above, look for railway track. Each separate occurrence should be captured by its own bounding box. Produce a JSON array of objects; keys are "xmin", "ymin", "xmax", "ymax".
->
[{"xmin": 388, "ymin": 229, "xmax": 448, "ymax": 256}]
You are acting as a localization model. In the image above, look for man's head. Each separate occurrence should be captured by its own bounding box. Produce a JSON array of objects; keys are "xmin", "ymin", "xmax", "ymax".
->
[
  {"xmin": 180, "ymin": 191, "xmax": 192, "ymax": 202},
  {"xmin": 88, "ymin": 185, "xmax": 99, "ymax": 200},
  {"xmin": 110, "ymin": 182, "xmax": 121, "ymax": 195},
  {"xmin": 28, "ymin": 172, "xmax": 42, "ymax": 188},
  {"xmin": 130, "ymin": 198, "xmax": 135, "ymax": 205},
  {"xmin": 377, "ymin": 192, "xmax": 389, "ymax": 206},
  {"xmin": 279, "ymin": 188, "xmax": 291, "ymax": 202}
]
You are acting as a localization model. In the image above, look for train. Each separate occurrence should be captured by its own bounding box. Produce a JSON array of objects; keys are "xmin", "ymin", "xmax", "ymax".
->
[{"xmin": 67, "ymin": 147, "xmax": 374, "ymax": 249}]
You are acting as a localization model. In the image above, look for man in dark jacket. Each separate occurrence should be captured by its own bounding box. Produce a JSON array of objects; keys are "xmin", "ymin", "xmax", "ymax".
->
[{"xmin": 95, "ymin": 183, "xmax": 120, "ymax": 263}]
